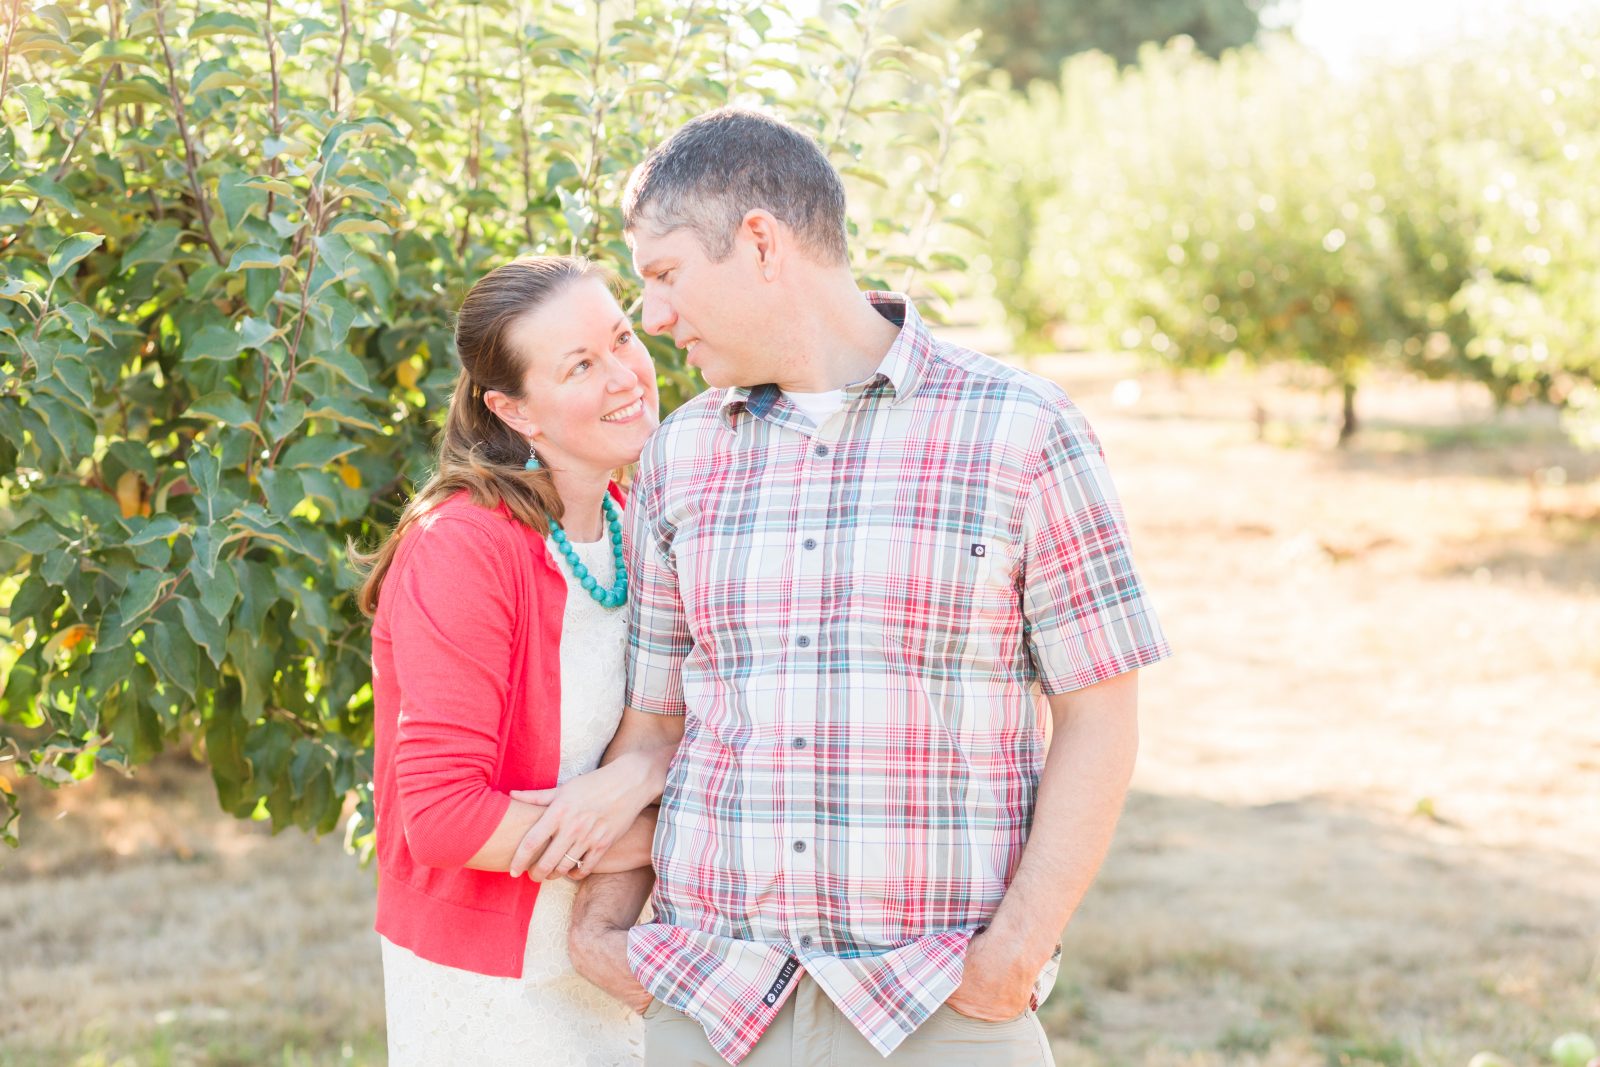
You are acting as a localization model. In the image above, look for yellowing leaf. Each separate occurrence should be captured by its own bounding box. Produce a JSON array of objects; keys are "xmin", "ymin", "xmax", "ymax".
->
[
  {"xmin": 43, "ymin": 624, "xmax": 90, "ymax": 660},
  {"xmin": 395, "ymin": 359, "xmax": 419, "ymax": 389},
  {"xmin": 0, "ymin": 775, "xmax": 12, "ymax": 795},
  {"xmin": 338, "ymin": 462, "xmax": 363, "ymax": 489},
  {"xmin": 115, "ymin": 470, "xmax": 144, "ymax": 519}
]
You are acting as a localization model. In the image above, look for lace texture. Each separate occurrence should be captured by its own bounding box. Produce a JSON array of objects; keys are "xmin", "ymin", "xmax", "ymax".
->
[{"xmin": 383, "ymin": 536, "xmax": 642, "ymax": 1065}]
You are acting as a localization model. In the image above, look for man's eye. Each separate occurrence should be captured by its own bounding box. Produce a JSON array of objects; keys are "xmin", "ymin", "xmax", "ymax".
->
[
  {"xmin": 571, "ymin": 359, "xmax": 592, "ymax": 376},
  {"xmin": 657, "ymin": 270, "xmax": 673, "ymax": 284},
  {"xmin": 616, "ymin": 330, "xmax": 635, "ymax": 347}
]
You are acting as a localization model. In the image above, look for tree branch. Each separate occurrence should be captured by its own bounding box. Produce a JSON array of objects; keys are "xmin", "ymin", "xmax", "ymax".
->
[{"xmin": 153, "ymin": 1, "xmax": 227, "ymax": 267}]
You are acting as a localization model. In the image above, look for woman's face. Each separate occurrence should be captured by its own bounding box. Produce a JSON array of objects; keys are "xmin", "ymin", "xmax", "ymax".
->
[{"xmin": 493, "ymin": 277, "xmax": 660, "ymax": 476}]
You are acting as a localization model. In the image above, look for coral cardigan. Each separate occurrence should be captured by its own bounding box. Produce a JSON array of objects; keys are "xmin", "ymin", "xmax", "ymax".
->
[{"xmin": 370, "ymin": 485, "xmax": 622, "ymax": 978}]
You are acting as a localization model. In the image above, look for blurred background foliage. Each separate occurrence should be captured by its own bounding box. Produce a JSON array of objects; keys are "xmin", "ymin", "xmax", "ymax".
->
[
  {"xmin": 958, "ymin": 9, "xmax": 1600, "ymax": 443},
  {"xmin": 1, "ymin": 0, "xmax": 1597, "ymax": 844}
]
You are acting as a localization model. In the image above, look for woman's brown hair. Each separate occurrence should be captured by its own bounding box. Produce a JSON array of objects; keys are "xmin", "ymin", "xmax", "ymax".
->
[{"xmin": 351, "ymin": 255, "xmax": 608, "ymax": 616}]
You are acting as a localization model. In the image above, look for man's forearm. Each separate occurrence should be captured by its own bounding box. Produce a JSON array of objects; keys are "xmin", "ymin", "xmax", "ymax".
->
[{"xmin": 985, "ymin": 672, "xmax": 1141, "ymax": 971}]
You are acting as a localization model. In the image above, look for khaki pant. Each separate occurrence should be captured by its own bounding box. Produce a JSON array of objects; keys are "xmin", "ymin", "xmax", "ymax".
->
[{"xmin": 644, "ymin": 975, "xmax": 1055, "ymax": 1066}]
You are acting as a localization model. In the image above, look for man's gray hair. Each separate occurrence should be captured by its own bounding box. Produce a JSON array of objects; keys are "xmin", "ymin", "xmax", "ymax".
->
[{"xmin": 623, "ymin": 108, "xmax": 849, "ymax": 266}]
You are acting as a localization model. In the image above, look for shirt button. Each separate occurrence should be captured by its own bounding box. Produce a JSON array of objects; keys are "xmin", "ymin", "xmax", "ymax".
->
[
  {"xmin": 803, "ymin": 538, "xmax": 817, "ymax": 550},
  {"xmin": 793, "ymin": 840, "xmax": 807, "ymax": 852},
  {"xmin": 792, "ymin": 737, "xmax": 807, "ymax": 749},
  {"xmin": 814, "ymin": 444, "xmax": 830, "ymax": 458},
  {"xmin": 799, "ymin": 935, "xmax": 814, "ymax": 948},
  {"xmin": 796, "ymin": 636, "xmax": 810, "ymax": 648}
]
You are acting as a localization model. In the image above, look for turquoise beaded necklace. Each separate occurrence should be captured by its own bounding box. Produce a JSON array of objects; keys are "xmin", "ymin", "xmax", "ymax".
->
[{"xmin": 527, "ymin": 448, "xmax": 627, "ymax": 610}]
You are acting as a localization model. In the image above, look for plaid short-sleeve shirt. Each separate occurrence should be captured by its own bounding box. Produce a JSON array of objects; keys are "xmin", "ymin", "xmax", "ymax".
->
[{"xmin": 625, "ymin": 294, "xmax": 1170, "ymax": 1063}]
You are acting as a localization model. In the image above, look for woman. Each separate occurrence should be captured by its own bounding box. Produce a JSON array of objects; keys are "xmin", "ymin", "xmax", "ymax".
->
[{"xmin": 355, "ymin": 256, "xmax": 665, "ymax": 1065}]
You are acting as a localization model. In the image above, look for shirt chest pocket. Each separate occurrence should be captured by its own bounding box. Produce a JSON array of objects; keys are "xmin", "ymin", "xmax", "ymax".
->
[{"xmin": 849, "ymin": 522, "xmax": 1019, "ymax": 639}]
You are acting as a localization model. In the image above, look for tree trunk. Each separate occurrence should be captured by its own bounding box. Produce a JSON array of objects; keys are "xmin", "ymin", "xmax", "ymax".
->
[{"xmin": 1337, "ymin": 379, "xmax": 1358, "ymax": 447}]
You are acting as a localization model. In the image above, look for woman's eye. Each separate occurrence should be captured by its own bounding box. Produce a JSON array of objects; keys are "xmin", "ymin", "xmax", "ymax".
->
[
  {"xmin": 616, "ymin": 330, "xmax": 634, "ymax": 347},
  {"xmin": 570, "ymin": 359, "xmax": 592, "ymax": 376}
]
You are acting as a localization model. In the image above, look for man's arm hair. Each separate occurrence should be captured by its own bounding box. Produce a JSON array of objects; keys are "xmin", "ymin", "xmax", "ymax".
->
[{"xmin": 566, "ymin": 707, "xmax": 683, "ymax": 1008}]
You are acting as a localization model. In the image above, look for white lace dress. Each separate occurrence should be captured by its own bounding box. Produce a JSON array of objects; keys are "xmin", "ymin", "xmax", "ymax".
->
[{"xmin": 381, "ymin": 535, "xmax": 644, "ymax": 1066}]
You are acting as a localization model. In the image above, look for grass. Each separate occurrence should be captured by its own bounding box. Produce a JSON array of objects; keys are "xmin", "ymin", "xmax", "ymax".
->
[{"xmin": 0, "ymin": 1028, "xmax": 387, "ymax": 1067}]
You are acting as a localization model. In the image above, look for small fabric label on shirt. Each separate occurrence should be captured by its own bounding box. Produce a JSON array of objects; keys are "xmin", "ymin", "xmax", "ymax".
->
[
  {"xmin": 971, "ymin": 543, "xmax": 987, "ymax": 557},
  {"xmin": 763, "ymin": 956, "xmax": 801, "ymax": 1006}
]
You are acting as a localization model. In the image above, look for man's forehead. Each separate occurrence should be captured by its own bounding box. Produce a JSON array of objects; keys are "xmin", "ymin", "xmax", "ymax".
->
[{"xmin": 629, "ymin": 225, "xmax": 693, "ymax": 273}]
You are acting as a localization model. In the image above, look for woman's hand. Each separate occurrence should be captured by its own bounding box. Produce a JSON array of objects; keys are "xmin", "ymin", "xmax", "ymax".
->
[{"xmin": 506, "ymin": 753, "xmax": 655, "ymax": 880}]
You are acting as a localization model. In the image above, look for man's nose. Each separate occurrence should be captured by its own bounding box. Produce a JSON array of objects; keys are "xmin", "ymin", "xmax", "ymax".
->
[{"xmin": 640, "ymin": 288, "xmax": 675, "ymax": 336}]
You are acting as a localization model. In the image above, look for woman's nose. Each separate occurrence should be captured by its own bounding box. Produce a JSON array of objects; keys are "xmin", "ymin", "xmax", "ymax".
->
[{"xmin": 605, "ymin": 353, "xmax": 641, "ymax": 391}]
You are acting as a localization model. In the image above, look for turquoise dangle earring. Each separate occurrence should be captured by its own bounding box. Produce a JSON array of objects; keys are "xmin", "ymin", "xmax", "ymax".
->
[{"xmin": 527, "ymin": 441, "xmax": 627, "ymax": 609}]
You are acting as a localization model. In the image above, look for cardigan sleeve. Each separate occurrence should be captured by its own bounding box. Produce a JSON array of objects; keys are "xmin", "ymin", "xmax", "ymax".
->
[{"xmin": 385, "ymin": 512, "xmax": 519, "ymax": 868}]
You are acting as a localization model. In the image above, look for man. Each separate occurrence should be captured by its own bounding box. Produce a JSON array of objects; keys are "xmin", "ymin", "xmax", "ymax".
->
[{"xmin": 568, "ymin": 107, "xmax": 1171, "ymax": 1065}]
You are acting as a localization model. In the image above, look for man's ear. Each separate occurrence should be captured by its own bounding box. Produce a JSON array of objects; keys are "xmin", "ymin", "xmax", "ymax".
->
[
  {"xmin": 483, "ymin": 390, "xmax": 540, "ymax": 441},
  {"xmin": 740, "ymin": 209, "xmax": 784, "ymax": 280}
]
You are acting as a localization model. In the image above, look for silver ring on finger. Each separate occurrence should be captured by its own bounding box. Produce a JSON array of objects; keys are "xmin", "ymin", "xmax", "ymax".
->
[{"xmin": 563, "ymin": 851, "xmax": 584, "ymax": 867}]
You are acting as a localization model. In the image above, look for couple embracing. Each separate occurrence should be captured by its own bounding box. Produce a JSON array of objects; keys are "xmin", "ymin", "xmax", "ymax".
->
[{"xmin": 359, "ymin": 107, "xmax": 1171, "ymax": 1066}]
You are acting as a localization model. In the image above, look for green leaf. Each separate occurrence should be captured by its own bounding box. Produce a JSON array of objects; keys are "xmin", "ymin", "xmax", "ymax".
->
[
  {"xmin": 56, "ymin": 303, "xmax": 106, "ymax": 343},
  {"xmin": 5, "ymin": 574, "xmax": 52, "ymax": 621},
  {"xmin": 125, "ymin": 514, "xmax": 183, "ymax": 547},
  {"xmin": 0, "ymin": 277, "xmax": 38, "ymax": 306},
  {"xmin": 48, "ymin": 232, "xmax": 104, "ymax": 281},
  {"xmin": 119, "ymin": 569, "xmax": 167, "ymax": 627},
  {"xmin": 303, "ymin": 395, "xmax": 383, "ymax": 432},
  {"xmin": 15, "ymin": 85, "xmax": 49, "ymax": 130},
  {"xmin": 7, "ymin": 519, "xmax": 65, "ymax": 555},
  {"xmin": 196, "ymin": 557, "xmax": 240, "ymax": 623},
  {"xmin": 238, "ymin": 315, "xmax": 281, "ymax": 350},
  {"xmin": 206, "ymin": 697, "xmax": 249, "ymax": 814},
  {"xmin": 103, "ymin": 76, "xmax": 169, "ymax": 108},
  {"xmin": 233, "ymin": 559, "xmax": 279, "ymax": 634},
  {"xmin": 33, "ymin": 4, "xmax": 72, "ymax": 40},
  {"xmin": 187, "ymin": 392, "xmax": 261, "ymax": 435},
  {"xmin": 184, "ymin": 323, "xmax": 244, "ymax": 363},
  {"xmin": 147, "ymin": 621, "xmax": 200, "ymax": 698},
  {"xmin": 258, "ymin": 467, "xmax": 305, "ymax": 519},
  {"xmin": 189, "ymin": 524, "xmax": 222, "ymax": 578},
  {"xmin": 839, "ymin": 165, "xmax": 888, "ymax": 189},
  {"xmin": 120, "ymin": 221, "xmax": 184, "ymax": 271},
  {"xmin": 264, "ymin": 399, "xmax": 306, "ymax": 441},
  {"xmin": 79, "ymin": 40, "xmax": 151, "ymax": 67},
  {"xmin": 280, "ymin": 435, "xmax": 360, "ymax": 469},
  {"xmin": 217, "ymin": 172, "xmax": 270, "ymax": 230},
  {"xmin": 190, "ymin": 59, "xmax": 254, "ymax": 96},
  {"xmin": 187, "ymin": 448, "xmax": 222, "ymax": 514},
  {"xmin": 326, "ymin": 213, "xmax": 392, "ymax": 236},
  {"xmin": 244, "ymin": 720, "xmax": 294, "ymax": 786},
  {"xmin": 227, "ymin": 244, "xmax": 291, "ymax": 272},
  {"xmin": 239, "ymin": 176, "xmax": 297, "ymax": 196},
  {"xmin": 187, "ymin": 12, "xmax": 261, "ymax": 38},
  {"xmin": 179, "ymin": 595, "xmax": 229, "ymax": 669},
  {"xmin": 318, "ymin": 117, "xmax": 400, "ymax": 163},
  {"xmin": 22, "ymin": 175, "xmax": 79, "ymax": 212},
  {"xmin": 289, "ymin": 737, "xmax": 328, "ymax": 796},
  {"xmin": 229, "ymin": 628, "xmax": 277, "ymax": 722}
]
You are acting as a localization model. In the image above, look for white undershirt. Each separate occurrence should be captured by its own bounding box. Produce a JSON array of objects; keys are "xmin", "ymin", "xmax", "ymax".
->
[{"xmin": 782, "ymin": 387, "xmax": 847, "ymax": 428}]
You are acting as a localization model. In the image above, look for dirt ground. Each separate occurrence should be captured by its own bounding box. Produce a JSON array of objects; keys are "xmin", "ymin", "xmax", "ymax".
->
[{"xmin": 3, "ymin": 356, "xmax": 1598, "ymax": 1067}]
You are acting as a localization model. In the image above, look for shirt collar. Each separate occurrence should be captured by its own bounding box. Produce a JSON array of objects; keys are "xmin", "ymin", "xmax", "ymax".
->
[{"xmin": 716, "ymin": 292, "xmax": 933, "ymax": 429}]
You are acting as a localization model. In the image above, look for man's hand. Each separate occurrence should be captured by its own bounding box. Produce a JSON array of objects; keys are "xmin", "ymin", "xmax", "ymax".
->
[
  {"xmin": 569, "ymin": 866, "xmax": 656, "ymax": 1014},
  {"xmin": 570, "ymin": 919, "xmax": 653, "ymax": 1015},
  {"xmin": 943, "ymin": 929, "xmax": 1039, "ymax": 1022}
]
